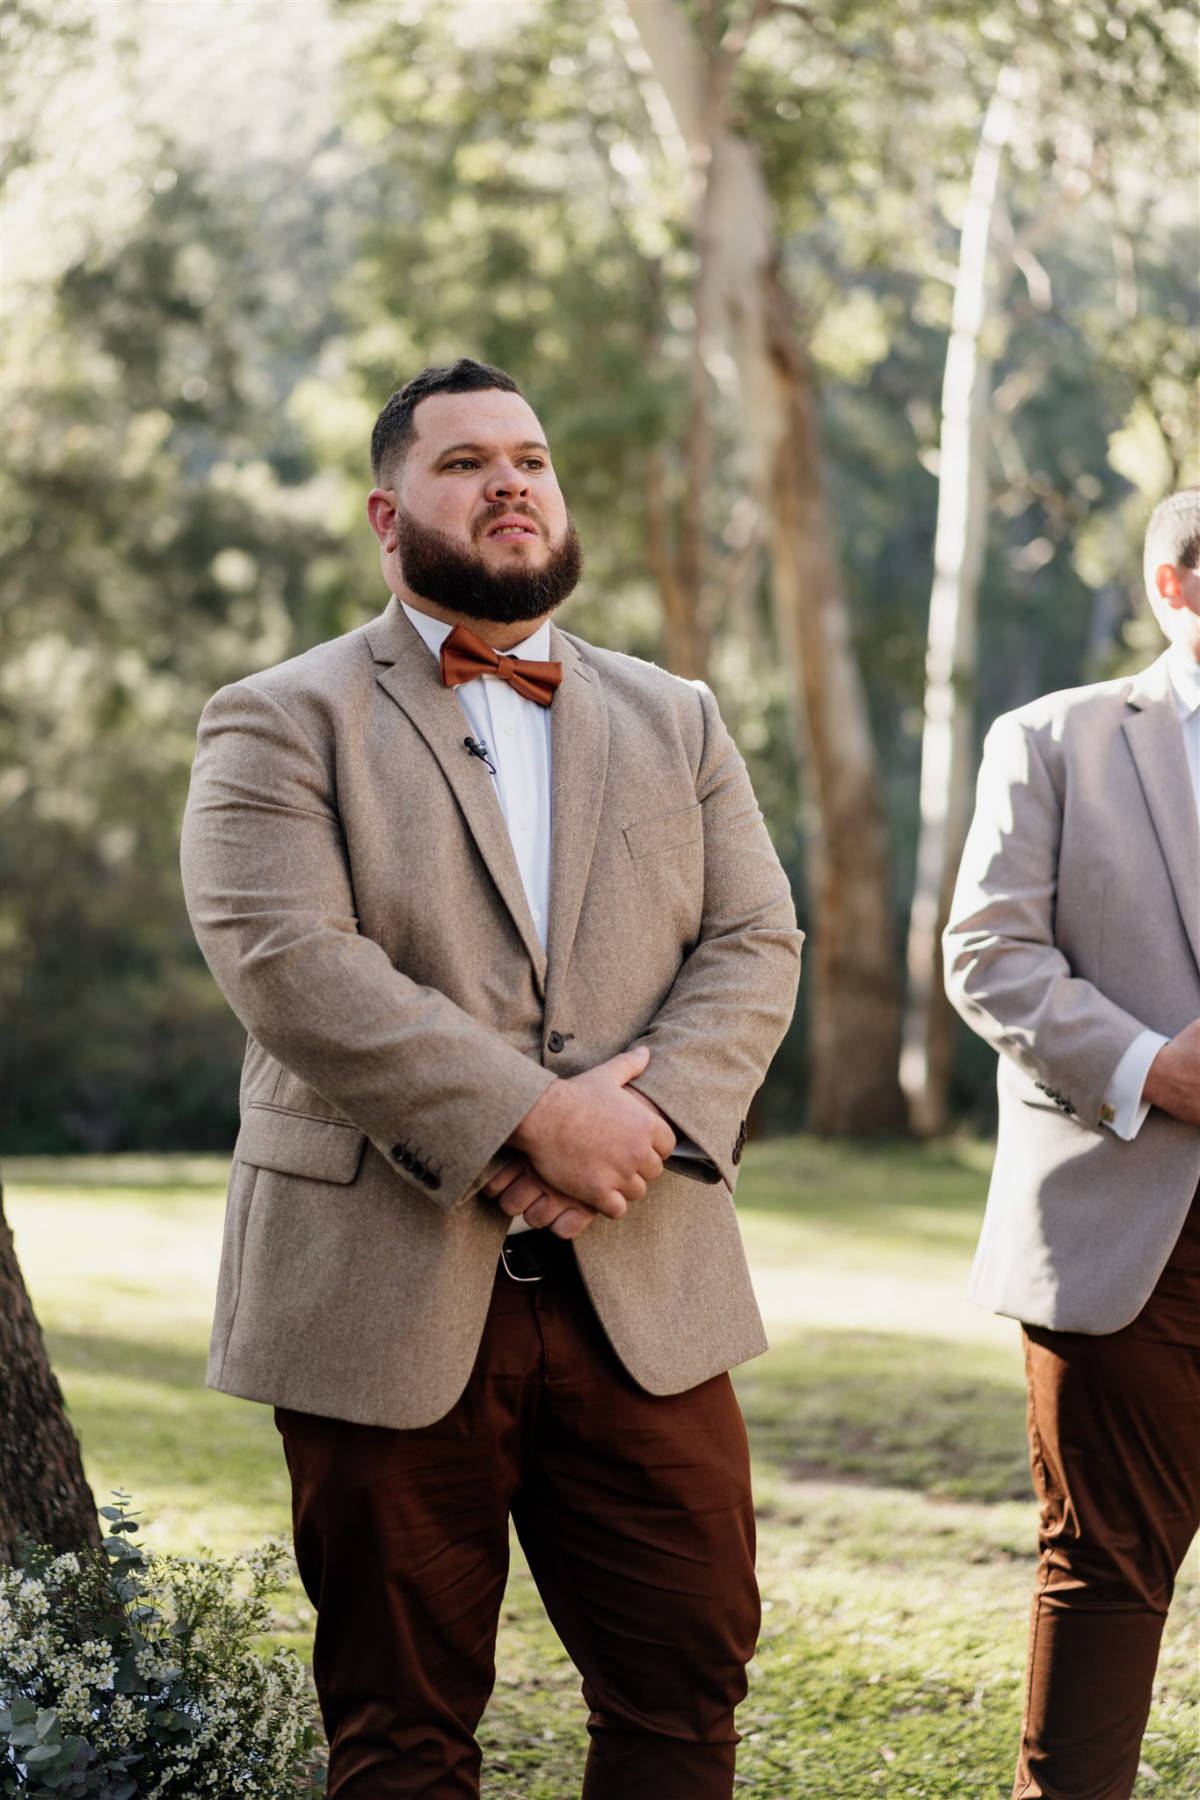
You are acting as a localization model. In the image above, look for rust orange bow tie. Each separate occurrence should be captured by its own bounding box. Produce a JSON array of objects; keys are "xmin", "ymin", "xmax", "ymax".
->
[{"xmin": 439, "ymin": 622, "xmax": 563, "ymax": 708}]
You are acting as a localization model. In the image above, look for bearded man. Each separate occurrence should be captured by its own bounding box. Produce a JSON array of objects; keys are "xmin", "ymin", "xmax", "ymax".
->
[{"xmin": 180, "ymin": 357, "xmax": 802, "ymax": 1800}]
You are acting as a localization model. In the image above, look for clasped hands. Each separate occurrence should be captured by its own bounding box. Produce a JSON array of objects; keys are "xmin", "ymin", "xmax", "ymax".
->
[{"xmin": 482, "ymin": 1045, "xmax": 676, "ymax": 1239}]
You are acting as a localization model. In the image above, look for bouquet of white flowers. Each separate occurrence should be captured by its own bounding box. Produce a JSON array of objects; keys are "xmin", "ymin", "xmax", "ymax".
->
[{"xmin": 0, "ymin": 1495, "xmax": 323, "ymax": 1798}]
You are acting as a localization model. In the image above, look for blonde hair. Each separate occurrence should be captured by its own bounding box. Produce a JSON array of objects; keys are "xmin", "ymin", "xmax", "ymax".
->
[{"xmin": 1143, "ymin": 486, "xmax": 1200, "ymax": 604}]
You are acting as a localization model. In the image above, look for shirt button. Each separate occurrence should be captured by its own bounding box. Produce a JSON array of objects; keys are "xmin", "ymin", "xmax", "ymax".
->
[
  {"xmin": 531, "ymin": 908, "xmax": 541, "ymax": 922},
  {"xmin": 518, "ymin": 817, "xmax": 530, "ymax": 832},
  {"xmin": 503, "ymin": 724, "xmax": 515, "ymax": 737}
]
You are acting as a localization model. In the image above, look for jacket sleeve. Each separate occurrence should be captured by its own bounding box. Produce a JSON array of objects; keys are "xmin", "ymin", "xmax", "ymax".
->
[
  {"xmin": 180, "ymin": 678, "xmax": 554, "ymax": 1208},
  {"xmin": 627, "ymin": 683, "xmax": 804, "ymax": 1188},
  {"xmin": 942, "ymin": 710, "xmax": 1149, "ymax": 1127}
]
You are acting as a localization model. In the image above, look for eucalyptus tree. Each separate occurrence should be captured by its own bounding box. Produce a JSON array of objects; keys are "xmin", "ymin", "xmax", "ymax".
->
[
  {"xmin": 620, "ymin": 0, "xmax": 913, "ymax": 1135},
  {"xmin": 898, "ymin": 0, "xmax": 1198, "ymax": 1134}
]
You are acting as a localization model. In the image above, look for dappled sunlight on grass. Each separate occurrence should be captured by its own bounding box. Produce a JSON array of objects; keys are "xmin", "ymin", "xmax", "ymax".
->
[
  {"xmin": 3, "ymin": 1154, "xmax": 231, "ymax": 1189},
  {"xmin": 737, "ymin": 1136, "xmax": 1013, "ymax": 1347},
  {"xmin": 736, "ymin": 1329, "xmax": 1029, "ymax": 1502}
]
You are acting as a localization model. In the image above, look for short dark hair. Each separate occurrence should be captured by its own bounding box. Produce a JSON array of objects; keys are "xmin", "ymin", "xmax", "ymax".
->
[
  {"xmin": 1144, "ymin": 486, "xmax": 1200, "ymax": 603},
  {"xmin": 370, "ymin": 359, "xmax": 523, "ymax": 485}
]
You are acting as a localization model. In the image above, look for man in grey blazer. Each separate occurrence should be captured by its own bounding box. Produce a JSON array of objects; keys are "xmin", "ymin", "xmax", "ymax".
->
[
  {"xmin": 943, "ymin": 487, "xmax": 1200, "ymax": 1800},
  {"xmin": 181, "ymin": 358, "xmax": 802, "ymax": 1800}
]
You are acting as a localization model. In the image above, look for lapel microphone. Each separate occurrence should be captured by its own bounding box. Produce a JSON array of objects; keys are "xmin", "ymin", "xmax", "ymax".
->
[{"xmin": 463, "ymin": 736, "xmax": 497, "ymax": 775}]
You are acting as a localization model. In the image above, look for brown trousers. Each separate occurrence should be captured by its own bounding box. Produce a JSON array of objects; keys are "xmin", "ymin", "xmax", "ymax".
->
[
  {"xmin": 277, "ymin": 1250, "xmax": 759, "ymax": 1800},
  {"xmin": 1014, "ymin": 1187, "xmax": 1200, "ymax": 1800}
]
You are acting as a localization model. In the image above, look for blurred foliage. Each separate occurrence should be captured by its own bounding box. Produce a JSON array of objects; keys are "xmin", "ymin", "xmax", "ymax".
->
[{"xmin": 1, "ymin": 0, "xmax": 1196, "ymax": 1150}]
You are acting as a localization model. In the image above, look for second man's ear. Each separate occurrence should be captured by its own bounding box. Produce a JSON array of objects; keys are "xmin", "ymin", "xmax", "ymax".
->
[{"xmin": 1155, "ymin": 563, "xmax": 1183, "ymax": 604}]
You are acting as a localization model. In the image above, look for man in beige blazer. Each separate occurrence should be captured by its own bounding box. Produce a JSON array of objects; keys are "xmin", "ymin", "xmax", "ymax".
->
[
  {"xmin": 181, "ymin": 358, "xmax": 802, "ymax": 1800},
  {"xmin": 943, "ymin": 487, "xmax": 1200, "ymax": 1800}
]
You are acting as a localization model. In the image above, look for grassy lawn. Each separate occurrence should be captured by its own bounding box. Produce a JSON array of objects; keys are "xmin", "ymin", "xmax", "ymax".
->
[{"xmin": 4, "ymin": 1139, "xmax": 1196, "ymax": 1798}]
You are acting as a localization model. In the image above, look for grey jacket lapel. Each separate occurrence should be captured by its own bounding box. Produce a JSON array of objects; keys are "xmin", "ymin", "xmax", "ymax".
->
[
  {"xmin": 1123, "ymin": 653, "xmax": 1200, "ymax": 974},
  {"xmin": 545, "ymin": 628, "xmax": 609, "ymax": 1015},
  {"xmin": 365, "ymin": 599, "xmax": 548, "ymax": 988}
]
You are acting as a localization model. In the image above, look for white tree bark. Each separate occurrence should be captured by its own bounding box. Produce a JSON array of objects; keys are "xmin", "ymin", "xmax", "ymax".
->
[
  {"xmin": 900, "ymin": 65, "xmax": 1022, "ymax": 1135},
  {"xmin": 621, "ymin": 0, "xmax": 906, "ymax": 1132}
]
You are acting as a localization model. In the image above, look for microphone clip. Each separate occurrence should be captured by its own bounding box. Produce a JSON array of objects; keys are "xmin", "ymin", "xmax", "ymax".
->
[{"xmin": 463, "ymin": 736, "xmax": 497, "ymax": 775}]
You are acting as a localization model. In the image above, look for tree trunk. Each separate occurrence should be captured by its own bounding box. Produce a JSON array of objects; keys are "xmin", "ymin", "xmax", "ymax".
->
[
  {"xmin": 900, "ymin": 66, "xmax": 1020, "ymax": 1137},
  {"xmin": 623, "ymin": 0, "xmax": 906, "ymax": 1133},
  {"xmin": 0, "ymin": 1182, "xmax": 99, "ymax": 1562}
]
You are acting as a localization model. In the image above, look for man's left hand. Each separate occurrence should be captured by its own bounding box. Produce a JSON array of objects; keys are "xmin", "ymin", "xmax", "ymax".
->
[{"xmin": 484, "ymin": 1077, "xmax": 675, "ymax": 1237}]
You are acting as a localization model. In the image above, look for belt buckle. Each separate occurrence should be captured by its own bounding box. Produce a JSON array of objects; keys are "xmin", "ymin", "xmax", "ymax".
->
[{"xmin": 500, "ymin": 1238, "xmax": 545, "ymax": 1283}]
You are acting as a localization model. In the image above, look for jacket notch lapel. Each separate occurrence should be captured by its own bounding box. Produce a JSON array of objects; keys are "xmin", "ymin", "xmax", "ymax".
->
[
  {"xmin": 366, "ymin": 601, "xmax": 547, "ymax": 989},
  {"xmin": 545, "ymin": 630, "xmax": 609, "ymax": 1014},
  {"xmin": 1123, "ymin": 657, "xmax": 1200, "ymax": 976}
]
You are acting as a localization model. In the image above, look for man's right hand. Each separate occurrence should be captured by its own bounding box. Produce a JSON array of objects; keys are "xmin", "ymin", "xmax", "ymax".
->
[
  {"xmin": 1144, "ymin": 1020, "xmax": 1200, "ymax": 1125},
  {"xmin": 501, "ymin": 1045, "xmax": 676, "ymax": 1218}
]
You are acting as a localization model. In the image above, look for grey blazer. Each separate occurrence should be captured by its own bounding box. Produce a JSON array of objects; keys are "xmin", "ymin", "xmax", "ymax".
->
[
  {"xmin": 181, "ymin": 599, "xmax": 803, "ymax": 1426},
  {"xmin": 944, "ymin": 652, "xmax": 1200, "ymax": 1333}
]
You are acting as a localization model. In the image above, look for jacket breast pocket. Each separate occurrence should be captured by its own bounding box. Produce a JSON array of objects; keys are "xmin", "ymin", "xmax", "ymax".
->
[
  {"xmin": 235, "ymin": 1103, "xmax": 367, "ymax": 1184},
  {"xmin": 623, "ymin": 803, "xmax": 703, "ymax": 861}
]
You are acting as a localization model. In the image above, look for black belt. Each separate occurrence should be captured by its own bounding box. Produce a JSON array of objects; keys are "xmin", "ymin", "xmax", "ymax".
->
[{"xmin": 500, "ymin": 1229, "xmax": 572, "ymax": 1283}]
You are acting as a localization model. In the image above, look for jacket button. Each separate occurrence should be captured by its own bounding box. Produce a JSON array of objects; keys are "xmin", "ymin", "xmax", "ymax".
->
[
  {"xmin": 423, "ymin": 1170, "xmax": 441, "ymax": 1190},
  {"xmin": 391, "ymin": 1145, "xmax": 406, "ymax": 1163},
  {"xmin": 546, "ymin": 1031, "xmax": 565, "ymax": 1054}
]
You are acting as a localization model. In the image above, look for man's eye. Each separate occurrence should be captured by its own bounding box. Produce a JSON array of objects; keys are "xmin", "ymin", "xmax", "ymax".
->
[
  {"xmin": 520, "ymin": 459, "xmax": 546, "ymax": 471},
  {"xmin": 443, "ymin": 458, "xmax": 479, "ymax": 470}
]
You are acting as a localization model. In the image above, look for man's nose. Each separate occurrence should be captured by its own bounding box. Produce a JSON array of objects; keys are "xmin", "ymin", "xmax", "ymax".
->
[{"xmin": 484, "ymin": 462, "xmax": 530, "ymax": 502}]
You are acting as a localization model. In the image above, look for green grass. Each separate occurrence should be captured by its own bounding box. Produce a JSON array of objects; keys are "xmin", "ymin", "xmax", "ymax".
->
[{"xmin": 3, "ymin": 1139, "xmax": 1196, "ymax": 1798}]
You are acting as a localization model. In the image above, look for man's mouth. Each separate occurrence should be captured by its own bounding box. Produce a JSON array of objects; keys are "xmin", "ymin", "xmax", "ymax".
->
[{"xmin": 483, "ymin": 512, "xmax": 540, "ymax": 540}]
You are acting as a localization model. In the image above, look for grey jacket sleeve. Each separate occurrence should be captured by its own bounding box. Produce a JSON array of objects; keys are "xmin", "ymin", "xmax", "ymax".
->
[{"xmin": 943, "ymin": 711, "xmax": 1148, "ymax": 1127}]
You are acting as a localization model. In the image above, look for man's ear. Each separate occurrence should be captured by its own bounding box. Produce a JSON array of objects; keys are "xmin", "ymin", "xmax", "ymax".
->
[
  {"xmin": 367, "ymin": 488, "xmax": 399, "ymax": 550},
  {"xmin": 1156, "ymin": 563, "xmax": 1184, "ymax": 606}
]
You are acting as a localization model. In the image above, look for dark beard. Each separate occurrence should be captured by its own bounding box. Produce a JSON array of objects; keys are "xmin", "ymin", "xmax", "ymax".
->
[{"xmin": 395, "ymin": 508, "xmax": 583, "ymax": 625}]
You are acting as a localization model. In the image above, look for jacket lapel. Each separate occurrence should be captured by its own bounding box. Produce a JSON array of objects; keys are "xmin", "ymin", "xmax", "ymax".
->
[
  {"xmin": 545, "ymin": 628, "xmax": 609, "ymax": 1014},
  {"xmin": 365, "ymin": 599, "xmax": 548, "ymax": 989},
  {"xmin": 1123, "ymin": 653, "xmax": 1200, "ymax": 975}
]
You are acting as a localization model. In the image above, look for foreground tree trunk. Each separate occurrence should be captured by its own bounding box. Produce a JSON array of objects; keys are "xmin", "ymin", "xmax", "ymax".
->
[
  {"xmin": 900, "ymin": 67, "xmax": 1021, "ymax": 1137},
  {"xmin": 623, "ymin": 0, "xmax": 906, "ymax": 1133},
  {"xmin": 0, "ymin": 1182, "xmax": 99, "ymax": 1562}
]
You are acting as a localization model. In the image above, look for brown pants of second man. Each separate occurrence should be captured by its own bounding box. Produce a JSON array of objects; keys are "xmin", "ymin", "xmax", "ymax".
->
[
  {"xmin": 1014, "ymin": 1185, "xmax": 1200, "ymax": 1800},
  {"xmin": 277, "ymin": 1245, "xmax": 759, "ymax": 1800}
]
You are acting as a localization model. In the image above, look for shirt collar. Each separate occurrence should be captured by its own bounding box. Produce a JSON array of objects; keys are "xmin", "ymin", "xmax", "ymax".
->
[
  {"xmin": 1166, "ymin": 643, "xmax": 1200, "ymax": 721},
  {"xmin": 399, "ymin": 598, "xmax": 552, "ymax": 665}
]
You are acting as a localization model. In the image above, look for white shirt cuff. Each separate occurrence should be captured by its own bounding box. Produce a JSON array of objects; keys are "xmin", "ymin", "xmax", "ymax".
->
[{"xmin": 1100, "ymin": 1029, "xmax": 1169, "ymax": 1140}]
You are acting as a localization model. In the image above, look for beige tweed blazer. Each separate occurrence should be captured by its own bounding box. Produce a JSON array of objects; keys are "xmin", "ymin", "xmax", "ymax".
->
[
  {"xmin": 944, "ymin": 653, "xmax": 1200, "ymax": 1333},
  {"xmin": 181, "ymin": 598, "xmax": 803, "ymax": 1427}
]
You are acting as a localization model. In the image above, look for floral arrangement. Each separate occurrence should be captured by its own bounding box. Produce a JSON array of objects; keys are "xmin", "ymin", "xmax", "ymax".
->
[{"xmin": 0, "ymin": 1495, "xmax": 323, "ymax": 1798}]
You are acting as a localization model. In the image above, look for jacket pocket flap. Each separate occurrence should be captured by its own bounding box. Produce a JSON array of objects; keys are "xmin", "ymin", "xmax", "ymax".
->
[
  {"xmin": 623, "ymin": 803, "xmax": 703, "ymax": 860},
  {"xmin": 236, "ymin": 1105, "xmax": 366, "ymax": 1184}
]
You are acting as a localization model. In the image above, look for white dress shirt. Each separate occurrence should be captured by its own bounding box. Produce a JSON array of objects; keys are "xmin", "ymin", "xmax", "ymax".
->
[
  {"xmin": 1101, "ymin": 645, "xmax": 1200, "ymax": 1139},
  {"xmin": 401, "ymin": 601, "xmax": 553, "ymax": 947},
  {"xmin": 401, "ymin": 601, "xmax": 558, "ymax": 1232}
]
